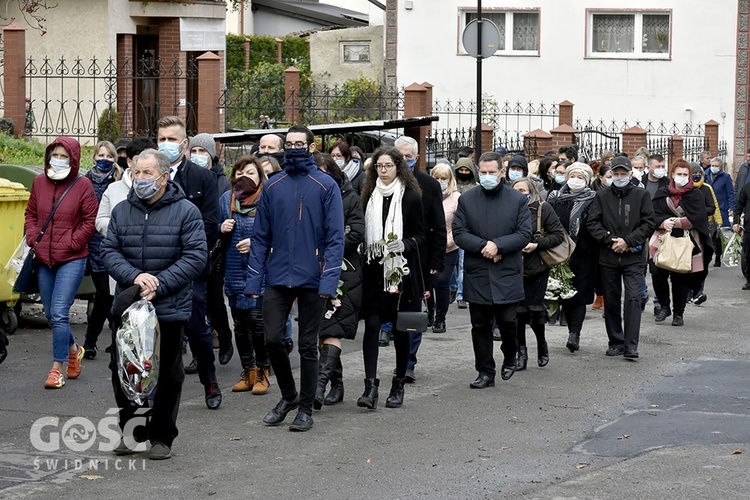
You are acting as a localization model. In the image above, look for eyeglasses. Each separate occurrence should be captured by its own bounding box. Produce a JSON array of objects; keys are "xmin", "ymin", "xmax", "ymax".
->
[
  {"xmin": 374, "ymin": 163, "xmax": 396, "ymax": 171},
  {"xmin": 284, "ymin": 141, "xmax": 308, "ymax": 149}
]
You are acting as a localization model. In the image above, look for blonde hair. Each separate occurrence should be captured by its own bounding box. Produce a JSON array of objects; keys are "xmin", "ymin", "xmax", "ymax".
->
[{"xmin": 430, "ymin": 162, "xmax": 457, "ymax": 193}]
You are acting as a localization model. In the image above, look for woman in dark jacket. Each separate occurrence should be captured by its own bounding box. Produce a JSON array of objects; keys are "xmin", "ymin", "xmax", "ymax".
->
[
  {"xmin": 650, "ymin": 159, "xmax": 711, "ymax": 327},
  {"xmin": 330, "ymin": 141, "xmax": 365, "ymax": 194},
  {"xmin": 25, "ymin": 136, "xmax": 98, "ymax": 389},
  {"xmin": 546, "ymin": 162, "xmax": 597, "ymax": 353},
  {"xmin": 358, "ymin": 146, "xmax": 425, "ymax": 410},
  {"xmin": 83, "ymin": 140, "xmax": 122, "ymax": 359},
  {"xmin": 511, "ymin": 178, "xmax": 565, "ymax": 369},
  {"xmin": 219, "ymin": 156, "xmax": 271, "ymax": 395},
  {"xmin": 313, "ymin": 153, "xmax": 365, "ymax": 409}
]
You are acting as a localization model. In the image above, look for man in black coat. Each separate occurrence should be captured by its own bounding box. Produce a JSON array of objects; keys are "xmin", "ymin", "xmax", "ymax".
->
[
  {"xmin": 733, "ymin": 179, "xmax": 750, "ymax": 289},
  {"xmin": 587, "ymin": 157, "xmax": 655, "ymax": 359},
  {"xmin": 395, "ymin": 136, "xmax": 446, "ymax": 383},
  {"xmin": 157, "ymin": 116, "xmax": 222, "ymax": 410}
]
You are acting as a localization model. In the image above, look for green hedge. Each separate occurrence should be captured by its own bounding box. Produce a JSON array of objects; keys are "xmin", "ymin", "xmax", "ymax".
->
[{"xmin": 226, "ymin": 33, "xmax": 310, "ymax": 73}]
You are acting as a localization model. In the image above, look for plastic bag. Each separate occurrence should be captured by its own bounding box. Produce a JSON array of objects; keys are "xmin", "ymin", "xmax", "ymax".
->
[
  {"xmin": 5, "ymin": 239, "xmax": 30, "ymax": 287},
  {"xmin": 116, "ymin": 298, "xmax": 160, "ymax": 405},
  {"xmin": 722, "ymin": 231, "xmax": 743, "ymax": 267}
]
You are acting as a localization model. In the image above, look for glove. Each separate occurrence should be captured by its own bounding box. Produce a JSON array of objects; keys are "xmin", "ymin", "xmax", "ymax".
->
[{"xmin": 386, "ymin": 239, "xmax": 405, "ymax": 254}]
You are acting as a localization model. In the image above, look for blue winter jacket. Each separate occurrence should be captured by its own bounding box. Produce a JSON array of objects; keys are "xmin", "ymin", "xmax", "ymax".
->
[
  {"xmin": 705, "ymin": 169, "xmax": 735, "ymax": 227},
  {"xmin": 101, "ymin": 182, "xmax": 207, "ymax": 322},
  {"xmin": 85, "ymin": 168, "xmax": 119, "ymax": 273},
  {"xmin": 244, "ymin": 151, "xmax": 345, "ymax": 297},
  {"xmin": 219, "ymin": 191, "xmax": 261, "ymax": 310}
]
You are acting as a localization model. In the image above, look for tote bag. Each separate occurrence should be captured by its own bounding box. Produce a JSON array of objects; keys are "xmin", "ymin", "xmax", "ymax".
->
[{"xmin": 654, "ymin": 229, "xmax": 692, "ymax": 273}]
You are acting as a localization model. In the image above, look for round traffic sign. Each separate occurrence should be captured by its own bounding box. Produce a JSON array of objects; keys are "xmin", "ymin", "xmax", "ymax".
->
[{"xmin": 462, "ymin": 18, "xmax": 502, "ymax": 59}]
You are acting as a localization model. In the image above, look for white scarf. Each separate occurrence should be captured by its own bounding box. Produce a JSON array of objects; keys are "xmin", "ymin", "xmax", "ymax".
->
[
  {"xmin": 46, "ymin": 168, "xmax": 71, "ymax": 181},
  {"xmin": 365, "ymin": 177, "xmax": 408, "ymax": 291},
  {"xmin": 342, "ymin": 158, "xmax": 360, "ymax": 182}
]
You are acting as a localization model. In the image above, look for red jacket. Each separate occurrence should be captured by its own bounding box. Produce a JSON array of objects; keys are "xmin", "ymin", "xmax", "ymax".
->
[{"xmin": 25, "ymin": 136, "xmax": 98, "ymax": 267}]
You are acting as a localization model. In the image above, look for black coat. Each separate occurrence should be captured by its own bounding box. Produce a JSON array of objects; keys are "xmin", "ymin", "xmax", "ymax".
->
[
  {"xmin": 414, "ymin": 169, "xmax": 447, "ymax": 275},
  {"xmin": 102, "ymin": 182, "xmax": 207, "ymax": 322},
  {"xmin": 734, "ymin": 182, "xmax": 750, "ymax": 230},
  {"xmin": 453, "ymin": 183, "xmax": 532, "ymax": 305},
  {"xmin": 349, "ymin": 167, "xmax": 366, "ymax": 195},
  {"xmin": 174, "ymin": 157, "xmax": 220, "ymax": 246},
  {"xmin": 525, "ymin": 200, "xmax": 565, "ymax": 277},
  {"xmin": 211, "ymin": 160, "xmax": 231, "ymax": 195},
  {"xmin": 586, "ymin": 184, "xmax": 655, "ymax": 268},
  {"xmin": 652, "ymin": 185, "xmax": 711, "ymax": 243}
]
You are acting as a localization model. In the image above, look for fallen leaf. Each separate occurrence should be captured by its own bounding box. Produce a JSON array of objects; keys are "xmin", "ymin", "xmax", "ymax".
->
[
  {"xmin": 80, "ymin": 474, "xmax": 103, "ymax": 480},
  {"xmin": 229, "ymin": 437, "xmax": 242, "ymax": 441},
  {"xmin": 275, "ymin": 457, "xmax": 284, "ymax": 460},
  {"xmin": 367, "ymin": 458, "xmax": 371, "ymax": 464},
  {"xmin": 576, "ymin": 463, "xmax": 588, "ymax": 469},
  {"xmin": 208, "ymin": 492, "xmax": 216, "ymax": 496},
  {"xmin": 732, "ymin": 449, "xmax": 742, "ymax": 455}
]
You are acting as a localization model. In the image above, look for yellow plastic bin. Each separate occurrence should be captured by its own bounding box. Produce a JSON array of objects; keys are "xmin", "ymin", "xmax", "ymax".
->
[{"xmin": 0, "ymin": 177, "xmax": 30, "ymax": 333}]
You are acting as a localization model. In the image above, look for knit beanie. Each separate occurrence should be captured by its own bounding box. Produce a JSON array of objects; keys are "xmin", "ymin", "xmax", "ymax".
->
[{"xmin": 189, "ymin": 133, "xmax": 217, "ymax": 159}]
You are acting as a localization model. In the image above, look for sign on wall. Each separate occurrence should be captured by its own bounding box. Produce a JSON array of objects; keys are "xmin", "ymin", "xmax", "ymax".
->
[{"xmin": 180, "ymin": 18, "xmax": 226, "ymax": 52}]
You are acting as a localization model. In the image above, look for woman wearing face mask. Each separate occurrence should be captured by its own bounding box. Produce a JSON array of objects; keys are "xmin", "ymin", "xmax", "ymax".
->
[
  {"xmin": 511, "ymin": 177, "xmax": 564, "ymax": 369},
  {"xmin": 687, "ymin": 163, "xmax": 721, "ymax": 305},
  {"xmin": 705, "ymin": 157, "xmax": 735, "ymax": 267},
  {"xmin": 81, "ymin": 141, "xmax": 122, "ymax": 359},
  {"xmin": 429, "ymin": 163, "xmax": 461, "ymax": 333},
  {"xmin": 329, "ymin": 141, "xmax": 364, "ymax": 195},
  {"xmin": 591, "ymin": 164, "xmax": 612, "ymax": 191},
  {"xmin": 25, "ymin": 136, "xmax": 98, "ymax": 388},
  {"xmin": 546, "ymin": 162, "xmax": 597, "ymax": 352},
  {"xmin": 649, "ymin": 159, "xmax": 712, "ymax": 327},
  {"xmin": 220, "ymin": 156, "xmax": 271, "ymax": 395}
]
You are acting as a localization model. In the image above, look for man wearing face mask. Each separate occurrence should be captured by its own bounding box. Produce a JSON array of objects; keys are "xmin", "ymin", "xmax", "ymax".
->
[
  {"xmin": 453, "ymin": 151, "xmax": 532, "ymax": 388},
  {"xmin": 454, "ymin": 158, "xmax": 478, "ymax": 193},
  {"xmin": 190, "ymin": 133, "xmax": 230, "ymax": 194},
  {"xmin": 587, "ymin": 157, "xmax": 654, "ymax": 360},
  {"xmin": 156, "ymin": 116, "xmax": 222, "ymax": 410},
  {"xmin": 115, "ymin": 139, "xmax": 130, "ymax": 170},
  {"xmin": 645, "ymin": 154, "xmax": 669, "ymax": 197},
  {"xmin": 102, "ymin": 149, "xmax": 207, "ymax": 460},
  {"xmin": 630, "ymin": 156, "xmax": 647, "ymax": 188}
]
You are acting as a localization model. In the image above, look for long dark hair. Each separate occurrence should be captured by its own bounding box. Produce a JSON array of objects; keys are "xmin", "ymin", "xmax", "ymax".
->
[{"xmin": 361, "ymin": 146, "xmax": 421, "ymax": 207}]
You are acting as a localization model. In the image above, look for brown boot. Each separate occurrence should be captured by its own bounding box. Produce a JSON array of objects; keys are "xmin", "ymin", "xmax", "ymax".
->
[
  {"xmin": 592, "ymin": 295, "xmax": 604, "ymax": 310},
  {"xmin": 232, "ymin": 367, "xmax": 257, "ymax": 392},
  {"xmin": 252, "ymin": 367, "xmax": 270, "ymax": 395}
]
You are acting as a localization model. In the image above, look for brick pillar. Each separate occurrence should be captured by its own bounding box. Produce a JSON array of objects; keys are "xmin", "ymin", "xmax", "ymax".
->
[
  {"xmin": 421, "ymin": 82, "xmax": 434, "ymax": 114},
  {"xmin": 558, "ymin": 100, "xmax": 574, "ymax": 127},
  {"xmin": 733, "ymin": 1, "xmax": 750, "ymax": 174},
  {"xmin": 117, "ymin": 33, "xmax": 134, "ymax": 136},
  {"xmin": 478, "ymin": 123, "xmax": 494, "ymax": 157},
  {"xmin": 524, "ymin": 129, "xmax": 553, "ymax": 160},
  {"xmin": 3, "ymin": 23, "xmax": 26, "ymax": 138},
  {"xmin": 196, "ymin": 52, "xmax": 221, "ymax": 133},
  {"xmin": 668, "ymin": 134, "xmax": 684, "ymax": 170},
  {"xmin": 621, "ymin": 126, "xmax": 648, "ymax": 158},
  {"xmin": 285, "ymin": 66, "xmax": 301, "ymax": 125},
  {"xmin": 550, "ymin": 124, "xmax": 577, "ymax": 150},
  {"xmin": 244, "ymin": 37, "xmax": 250, "ymax": 70},
  {"xmin": 704, "ymin": 119, "xmax": 719, "ymax": 157},
  {"xmin": 385, "ymin": 0, "xmax": 398, "ymax": 89},
  {"xmin": 158, "ymin": 18, "xmax": 187, "ymax": 121},
  {"xmin": 404, "ymin": 82, "xmax": 428, "ymax": 170},
  {"xmin": 275, "ymin": 37, "xmax": 283, "ymax": 64}
]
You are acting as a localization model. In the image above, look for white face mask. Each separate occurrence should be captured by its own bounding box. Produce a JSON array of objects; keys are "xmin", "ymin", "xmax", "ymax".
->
[
  {"xmin": 710, "ymin": 166, "xmax": 720, "ymax": 174},
  {"xmin": 439, "ymin": 181, "xmax": 449, "ymax": 192},
  {"xmin": 652, "ymin": 168, "xmax": 666, "ymax": 179},
  {"xmin": 605, "ymin": 177, "xmax": 614, "ymax": 187},
  {"xmin": 567, "ymin": 177, "xmax": 586, "ymax": 191},
  {"xmin": 336, "ymin": 159, "xmax": 346, "ymax": 168},
  {"xmin": 612, "ymin": 176, "xmax": 630, "ymax": 188},
  {"xmin": 674, "ymin": 176, "xmax": 690, "ymax": 187},
  {"xmin": 554, "ymin": 174, "xmax": 566, "ymax": 185},
  {"xmin": 632, "ymin": 169, "xmax": 643, "ymax": 181},
  {"xmin": 49, "ymin": 157, "xmax": 70, "ymax": 171}
]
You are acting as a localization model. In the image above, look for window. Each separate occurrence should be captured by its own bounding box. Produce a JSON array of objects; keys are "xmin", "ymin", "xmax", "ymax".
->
[
  {"xmin": 460, "ymin": 9, "xmax": 540, "ymax": 55},
  {"xmin": 588, "ymin": 10, "xmax": 671, "ymax": 58},
  {"xmin": 341, "ymin": 42, "xmax": 370, "ymax": 63}
]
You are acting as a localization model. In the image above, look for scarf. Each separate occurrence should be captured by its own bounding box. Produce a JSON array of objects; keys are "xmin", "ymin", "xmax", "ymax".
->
[
  {"xmin": 550, "ymin": 186, "xmax": 596, "ymax": 242},
  {"xmin": 89, "ymin": 167, "xmax": 114, "ymax": 185},
  {"xmin": 365, "ymin": 177, "xmax": 407, "ymax": 291},
  {"xmin": 668, "ymin": 179, "xmax": 693, "ymax": 208},
  {"xmin": 231, "ymin": 190, "xmax": 261, "ymax": 216},
  {"xmin": 342, "ymin": 158, "xmax": 360, "ymax": 183}
]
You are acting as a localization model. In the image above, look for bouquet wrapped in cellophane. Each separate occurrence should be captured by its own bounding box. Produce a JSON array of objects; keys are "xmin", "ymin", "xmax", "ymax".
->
[{"xmin": 116, "ymin": 299, "xmax": 160, "ymax": 405}]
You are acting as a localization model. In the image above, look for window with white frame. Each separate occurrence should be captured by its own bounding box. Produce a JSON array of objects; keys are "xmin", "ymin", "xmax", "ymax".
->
[
  {"xmin": 341, "ymin": 42, "xmax": 371, "ymax": 63},
  {"xmin": 588, "ymin": 11, "xmax": 671, "ymax": 58},
  {"xmin": 460, "ymin": 9, "xmax": 540, "ymax": 55}
]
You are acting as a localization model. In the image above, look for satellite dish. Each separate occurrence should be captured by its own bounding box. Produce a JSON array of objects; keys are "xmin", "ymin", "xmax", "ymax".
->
[{"xmin": 462, "ymin": 18, "xmax": 502, "ymax": 59}]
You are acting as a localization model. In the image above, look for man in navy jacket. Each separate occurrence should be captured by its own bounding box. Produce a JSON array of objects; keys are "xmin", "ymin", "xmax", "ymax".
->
[{"xmin": 246, "ymin": 125, "xmax": 345, "ymax": 432}]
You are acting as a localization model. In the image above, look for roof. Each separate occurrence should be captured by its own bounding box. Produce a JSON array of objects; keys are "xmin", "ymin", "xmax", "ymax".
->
[{"xmin": 252, "ymin": 0, "xmax": 368, "ymax": 27}]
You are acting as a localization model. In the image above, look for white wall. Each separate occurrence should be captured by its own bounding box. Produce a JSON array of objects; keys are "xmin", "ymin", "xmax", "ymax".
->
[
  {"xmin": 310, "ymin": 26, "xmax": 384, "ymax": 85},
  {"xmin": 397, "ymin": 0, "xmax": 737, "ymax": 159}
]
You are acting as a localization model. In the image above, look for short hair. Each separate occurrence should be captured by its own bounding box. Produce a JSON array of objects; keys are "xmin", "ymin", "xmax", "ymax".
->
[
  {"xmin": 478, "ymin": 151, "xmax": 502, "ymax": 165},
  {"xmin": 260, "ymin": 133, "xmax": 284, "ymax": 151},
  {"xmin": 700, "ymin": 150, "xmax": 711, "ymax": 159},
  {"xmin": 558, "ymin": 145, "xmax": 577, "ymax": 159},
  {"xmin": 328, "ymin": 141, "xmax": 352, "ymax": 161},
  {"xmin": 457, "ymin": 145, "xmax": 474, "ymax": 158},
  {"xmin": 648, "ymin": 154, "xmax": 664, "ymax": 163},
  {"xmin": 156, "ymin": 115, "xmax": 186, "ymax": 132},
  {"xmin": 229, "ymin": 155, "xmax": 268, "ymax": 185},
  {"xmin": 287, "ymin": 125, "xmax": 314, "ymax": 145},
  {"xmin": 258, "ymin": 155, "xmax": 281, "ymax": 172},
  {"xmin": 631, "ymin": 156, "xmax": 646, "ymax": 168},
  {"xmin": 634, "ymin": 146, "xmax": 651, "ymax": 159},
  {"xmin": 512, "ymin": 177, "xmax": 541, "ymax": 203},
  {"xmin": 671, "ymin": 158, "xmax": 692, "ymax": 176},
  {"xmin": 394, "ymin": 135, "xmax": 418, "ymax": 156},
  {"xmin": 711, "ymin": 157, "xmax": 725, "ymax": 168},
  {"xmin": 93, "ymin": 140, "xmax": 117, "ymax": 160},
  {"xmin": 136, "ymin": 148, "xmax": 170, "ymax": 174},
  {"xmin": 126, "ymin": 137, "xmax": 157, "ymax": 160},
  {"xmin": 430, "ymin": 162, "xmax": 456, "ymax": 193}
]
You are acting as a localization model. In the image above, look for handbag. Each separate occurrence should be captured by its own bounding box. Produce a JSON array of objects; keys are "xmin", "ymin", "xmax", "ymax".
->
[
  {"xmin": 396, "ymin": 238, "xmax": 429, "ymax": 333},
  {"xmin": 13, "ymin": 177, "xmax": 81, "ymax": 295},
  {"xmin": 536, "ymin": 201, "xmax": 577, "ymax": 268},
  {"xmin": 654, "ymin": 229, "xmax": 693, "ymax": 273}
]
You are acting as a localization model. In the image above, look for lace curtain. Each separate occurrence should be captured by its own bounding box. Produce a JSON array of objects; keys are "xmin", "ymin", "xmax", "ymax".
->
[
  {"xmin": 513, "ymin": 12, "xmax": 539, "ymax": 51},
  {"xmin": 642, "ymin": 14, "xmax": 669, "ymax": 53},
  {"xmin": 592, "ymin": 14, "xmax": 634, "ymax": 53},
  {"xmin": 466, "ymin": 12, "xmax": 506, "ymax": 50}
]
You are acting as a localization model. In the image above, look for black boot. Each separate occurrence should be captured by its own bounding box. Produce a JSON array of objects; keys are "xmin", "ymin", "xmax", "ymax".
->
[
  {"xmin": 559, "ymin": 309, "xmax": 567, "ymax": 327},
  {"xmin": 0, "ymin": 331, "xmax": 8, "ymax": 365},
  {"xmin": 538, "ymin": 341, "xmax": 549, "ymax": 367},
  {"xmin": 515, "ymin": 346, "xmax": 528, "ymax": 371},
  {"xmin": 324, "ymin": 358, "xmax": 344, "ymax": 405},
  {"xmin": 566, "ymin": 332, "xmax": 580, "ymax": 352},
  {"xmin": 385, "ymin": 377, "xmax": 405, "ymax": 408},
  {"xmin": 314, "ymin": 344, "xmax": 341, "ymax": 410},
  {"xmin": 356, "ymin": 378, "xmax": 379, "ymax": 409}
]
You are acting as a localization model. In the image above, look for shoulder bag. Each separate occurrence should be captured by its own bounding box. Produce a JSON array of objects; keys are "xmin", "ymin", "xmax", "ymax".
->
[
  {"xmin": 14, "ymin": 177, "xmax": 81, "ymax": 295},
  {"xmin": 536, "ymin": 201, "xmax": 577, "ymax": 268},
  {"xmin": 396, "ymin": 238, "xmax": 429, "ymax": 333},
  {"xmin": 654, "ymin": 229, "xmax": 692, "ymax": 273}
]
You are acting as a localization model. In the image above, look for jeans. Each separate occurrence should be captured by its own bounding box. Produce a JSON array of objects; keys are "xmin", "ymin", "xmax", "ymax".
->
[
  {"xmin": 186, "ymin": 278, "xmax": 216, "ymax": 387},
  {"xmin": 37, "ymin": 258, "xmax": 86, "ymax": 362},
  {"xmin": 85, "ymin": 271, "xmax": 113, "ymax": 349},
  {"xmin": 434, "ymin": 251, "xmax": 459, "ymax": 322},
  {"xmin": 263, "ymin": 287, "xmax": 325, "ymax": 414},
  {"xmin": 468, "ymin": 303, "xmax": 518, "ymax": 377},
  {"xmin": 601, "ymin": 264, "xmax": 645, "ymax": 351},
  {"xmin": 456, "ymin": 249, "xmax": 465, "ymax": 300}
]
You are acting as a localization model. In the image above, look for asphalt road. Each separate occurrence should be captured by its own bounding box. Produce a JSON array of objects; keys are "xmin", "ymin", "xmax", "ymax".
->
[{"xmin": 0, "ymin": 263, "xmax": 749, "ymax": 500}]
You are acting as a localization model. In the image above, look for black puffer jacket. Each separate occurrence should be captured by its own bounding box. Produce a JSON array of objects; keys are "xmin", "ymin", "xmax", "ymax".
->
[
  {"xmin": 101, "ymin": 182, "xmax": 207, "ymax": 322},
  {"xmin": 525, "ymin": 201, "xmax": 565, "ymax": 277},
  {"xmin": 211, "ymin": 160, "xmax": 231, "ymax": 195},
  {"xmin": 319, "ymin": 175, "xmax": 365, "ymax": 339}
]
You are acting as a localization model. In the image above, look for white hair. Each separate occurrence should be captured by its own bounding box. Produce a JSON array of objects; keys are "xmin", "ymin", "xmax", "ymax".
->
[{"xmin": 394, "ymin": 135, "xmax": 418, "ymax": 156}]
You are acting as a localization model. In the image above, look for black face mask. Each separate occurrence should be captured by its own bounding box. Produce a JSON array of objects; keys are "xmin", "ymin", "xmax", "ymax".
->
[
  {"xmin": 117, "ymin": 157, "xmax": 129, "ymax": 170},
  {"xmin": 267, "ymin": 150, "xmax": 286, "ymax": 168},
  {"xmin": 456, "ymin": 171, "xmax": 473, "ymax": 182}
]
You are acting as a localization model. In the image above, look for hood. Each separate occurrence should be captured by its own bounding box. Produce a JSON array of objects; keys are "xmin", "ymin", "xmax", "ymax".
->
[
  {"xmin": 454, "ymin": 157, "xmax": 476, "ymax": 175},
  {"xmin": 45, "ymin": 136, "xmax": 81, "ymax": 180},
  {"xmin": 127, "ymin": 179, "xmax": 185, "ymax": 210},
  {"xmin": 211, "ymin": 160, "xmax": 226, "ymax": 178}
]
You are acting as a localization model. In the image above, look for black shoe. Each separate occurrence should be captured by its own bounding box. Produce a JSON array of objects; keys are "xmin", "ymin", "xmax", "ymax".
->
[
  {"xmin": 653, "ymin": 305, "xmax": 662, "ymax": 317},
  {"xmin": 515, "ymin": 346, "xmax": 528, "ymax": 371},
  {"xmin": 714, "ymin": 260, "xmax": 721, "ymax": 267},
  {"xmin": 104, "ymin": 344, "xmax": 113, "ymax": 353},
  {"xmin": 449, "ymin": 290, "xmax": 457, "ymax": 304},
  {"xmin": 432, "ymin": 321, "xmax": 446, "ymax": 333},
  {"xmin": 559, "ymin": 311, "xmax": 567, "ymax": 327},
  {"xmin": 205, "ymin": 381, "xmax": 222, "ymax": 410},
  {"xmin": 184, "ymin": 358, "xmax": 198, "ymax": 374},
  {"xmin": 289, "ymin": 411, "xmax": 313, "ymax": 432},
  {"xmin": 83, "ymin": 344, "xmax": 97, "ymax": 360},
  {"xmin": 743, "ymin": 283, "xmax": 750, "ymax": 291},
  {"xmin": 457, "ymin": 300, "xmax": 467, "ymax": 309},
  {"xmin": 538, "ymin": 341, "xmax": 549, "ymax": 367},
  {"xmin": 378, "ymin": 329, "xmax": 390, "ymax": 347},
  {"xmin": 404, "ymin": 369, "xmax": 415, "ymax": 384},
  {"xmin": 285, "ymin": 340, "xmax": 294, "ymax": 354},
  {"xmin": 219, "ymin": 345, "xmax": 234, "ymax": 365},
  {"xmin": 385, "ymin": 377, "xmax": 405, "ymax": 408},
  {"xmin": 324, "ymin": 358, "xmax": 344, "ymax": 405},
  {"xmin": 693, "ymin": 294, "xmax": 707, "ymax": 305},
  {"xmin": 566, "ymin": 332, "xmax": 580, "ymax": 352},
  {"xmin": 469, "ymin": 373, "xmax": 495, "ymax": 389},
  {"xmin": 623, "ymin": 348, "xmax": 639, "ymax": 359},
  {"xmin": 672, "ymin": 315, "xmax": 684, "ymax": 326},
  {"xmin": 263, "ymin": 397, "xmax": 300, "ymax": 425},
  {"xmin": 427, "ymin": 312, "xmax": 434, "ymax": 328},
  {"xmin": 356, "ymin": 378, "xmax": 379, "ymax": 409},
  {"xmin": 500, "ymin": 364, "xmax": 515, "ymax": 381},
  {"xmin": 654, "ymin": 308, "xmax": 672, "ymax": 323},
  {"xmin": 606, "ymin": 346, "xmax": 625, "ymax": 356},
  {"xmin": 640, "ymin": 296, "xmax": 649, "ymax": 312},
  {"xmin": 0, "ymin": 331, "xmax": 8, "ymax": 365}
]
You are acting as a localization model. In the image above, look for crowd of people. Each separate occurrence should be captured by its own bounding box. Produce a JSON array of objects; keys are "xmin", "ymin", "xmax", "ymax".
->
[{"xmin": 6, "ymin": 119, "xmax": 749, "ymax": 459}]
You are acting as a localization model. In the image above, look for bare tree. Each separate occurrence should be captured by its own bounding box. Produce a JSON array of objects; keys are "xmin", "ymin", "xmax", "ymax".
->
[{"xmin": 1, "ymin": 1, "xmax": 57, "ymax": 35}]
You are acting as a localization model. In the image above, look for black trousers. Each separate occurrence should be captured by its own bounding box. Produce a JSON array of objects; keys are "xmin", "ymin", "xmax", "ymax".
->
[
  {"xmin": 186, "ymin": 278, "xmax": 217, "ymax": 387},
  {"xmin": 231, "ymin": 307, "xmax": 268, "ymax": 370},
  {"xmin": 263, "ymin": 287, "xmax": 325, "ymax": 414},
  {"xmin": 84, "ymin": 271, "xmax": 113, "ymax": 347},
  {"xmin": 651, "ymin": 263, "xmax": 690, "ymax": 316},
  {"xmin": 433, "ymin": 250, "xmax": 459, "ymax": 323},
  {"xmin": 110, "ymin": 320, "xmax": 185, "ymax": 448},
  {"xmin": 468, "ymin": 303, "xmax": 518, "ymax": 378},
  {"xmin": 362, "ymin": 290, "xmax": 411, "ymax": 379},
  {"xmin": 207, "ymin": 272, "xmax": 233, "ymax": 348},
  {"xmin": 600, "ymin": 264, "xmax": 645, "ymax": 351}
]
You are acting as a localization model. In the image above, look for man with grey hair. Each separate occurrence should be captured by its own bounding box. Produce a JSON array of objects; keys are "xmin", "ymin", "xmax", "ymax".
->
[{"xmin": 102, "ymin": 148, "xmax": 207, "ymax": 460}]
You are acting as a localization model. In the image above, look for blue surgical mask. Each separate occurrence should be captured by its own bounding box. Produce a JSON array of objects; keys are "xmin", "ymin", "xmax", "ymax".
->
[
  {"xmin": 336, "ymin": 159, "xmax": 346, "ymax": 168},
  {"xmin": 49, "ymin": 157, "xmax": 70, "ymax": 172},
  {"xmin": 439, "ymin": 181, "xmax": 449, "ymax": 192},
  {"xmin": 406, "ymin": 159, "xmax": 416, "ymax": 170},
  {"xmin": 191, "ymin": 154, "xmax": 210, "ymax": 168},
  {"xmin": 554, "ymin": 174, "xmax": 566, "ymax": 185},
  {"xmin": 710, "ymin": 166, "xmax": 720, "ymax": 174},
  {"xmin": 158, "ymin": 141, "xmax": 183, "ymax": 163},
  {"xmin": 479, "ymin": 174, "xmax": 499, "ymax": 191},
  {"xmin": 94, "ymin": 159, "xmax": 114, "ymax": 172},
  {"xmin": 508, "ymin": 170, "xmax": 523, "ymax": 182}
]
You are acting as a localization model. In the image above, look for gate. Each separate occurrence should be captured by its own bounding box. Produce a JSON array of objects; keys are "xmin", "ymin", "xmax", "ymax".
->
[{"xmin": 573, "ymin": 129, "xmax": 620, "ymax": 161}]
